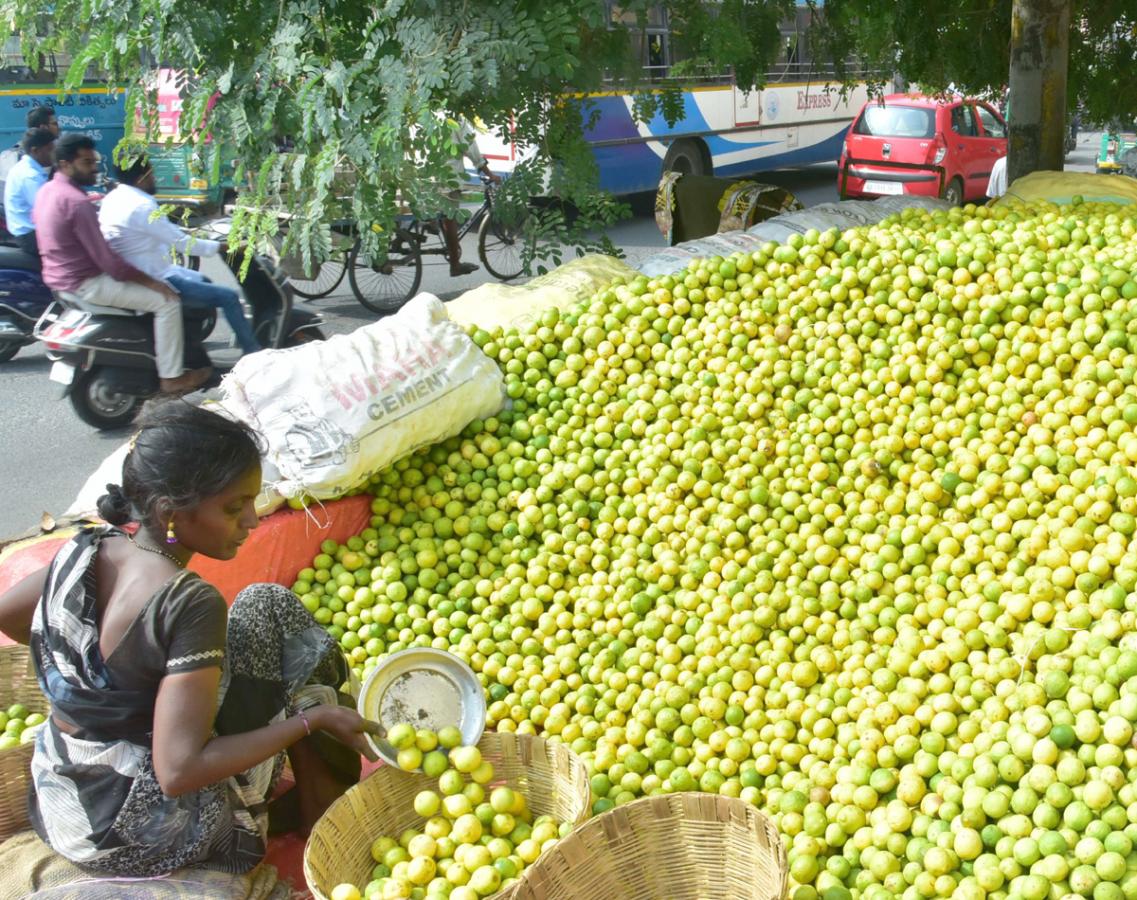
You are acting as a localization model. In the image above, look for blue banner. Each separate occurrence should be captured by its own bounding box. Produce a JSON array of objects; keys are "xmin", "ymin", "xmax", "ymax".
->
[{"xmin": 0, "ymin": 86, "xmax": 127, "ymax": 163}]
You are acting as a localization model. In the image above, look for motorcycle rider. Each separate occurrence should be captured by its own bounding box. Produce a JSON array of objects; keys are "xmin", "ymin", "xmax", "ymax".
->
[
  {"xmin": 33, "ymin": 133, "xmax": 210, "ymax": 395},
  {"xmin": 3, "ymin": 127, "xmax": 55, "ymax": 256},
  {"xmin": 0, "ymin": 105, "xmax": 59, "ymax": 189},
  {"xmin": 100, "ymin": 155, "xmax": 262, "ymax": 355}
]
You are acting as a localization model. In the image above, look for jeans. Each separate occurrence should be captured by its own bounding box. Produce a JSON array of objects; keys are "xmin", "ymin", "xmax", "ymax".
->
[{"xmin": 167, "ymin": 270, "xmax": 262, "ymax": 354}]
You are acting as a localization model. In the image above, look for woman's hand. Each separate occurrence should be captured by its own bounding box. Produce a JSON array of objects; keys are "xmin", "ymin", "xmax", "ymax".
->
[
  {"xmin": 155, "ymin": 668, "xmax": 385, "ymax": 796},
  {"xmin": 310, "ymin": 705, "xmax": 383, "ymax": 762}
]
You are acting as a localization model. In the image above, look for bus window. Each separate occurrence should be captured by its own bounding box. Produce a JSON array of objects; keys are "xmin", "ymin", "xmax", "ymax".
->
[
  {"xmin": 783, "ymin": 34, "xmax": 800, "ymax": 67},
  {"xmin": 647, "ymin": 34, "xmax": 665, "ymax": 72},
  {"xmin": 607, "ymin": 2, "xmax": 671, "ymax": 80}
]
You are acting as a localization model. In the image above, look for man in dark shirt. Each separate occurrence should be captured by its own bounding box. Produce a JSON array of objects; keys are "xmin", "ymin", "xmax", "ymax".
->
[
  {"xmin": 26, "ymin": 105, "xmax": 59, "ymax": 137},
  {"xmin": 0, "ymin": 105, "xmax": 60, "ymax": 188},
  {"xmin": 3, "ymin": 128, "xmax": 54, "ymax": 256},
  {"xmin": 34, "ymin": 133, "xmax": 209, "ymax": 395}
]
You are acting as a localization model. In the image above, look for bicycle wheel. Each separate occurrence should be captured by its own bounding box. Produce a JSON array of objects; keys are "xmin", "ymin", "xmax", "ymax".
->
[
  {"xmin": 288, "ymin": 252, "xmax": 348, "ymax": 299},
  {"xmin": 347, "ymin": 233, "xmax": 423, "ymax": 314},
  {"xmin": 477, "ymin": 209, "xmax": 528, "ymax": 282}
]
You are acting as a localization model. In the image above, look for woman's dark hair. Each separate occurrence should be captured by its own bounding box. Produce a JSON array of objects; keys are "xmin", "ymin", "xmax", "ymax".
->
[{"xmin": 96, "ymin": 401, "xmax": 264, "ymax": 527}]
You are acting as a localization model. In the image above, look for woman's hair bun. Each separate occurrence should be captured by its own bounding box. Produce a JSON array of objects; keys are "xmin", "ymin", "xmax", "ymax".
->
[{"xmin": 96, "ymin": 483, "xmax": 133, "ymax": 525}]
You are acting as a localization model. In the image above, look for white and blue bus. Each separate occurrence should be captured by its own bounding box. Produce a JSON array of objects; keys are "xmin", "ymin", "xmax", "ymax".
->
[{"xmin": 479, "ymin": 1, "xmax": 877, "ymax": 194}]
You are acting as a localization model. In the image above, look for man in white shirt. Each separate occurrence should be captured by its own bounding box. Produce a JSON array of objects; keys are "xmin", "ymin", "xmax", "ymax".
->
[
  {"xmin": 987, "ymin": 155, "xmax": 1008, "ymax": 200},
  {"xmin": 99, "ymin": 157, "xmax": 261, "ymax": 354}
]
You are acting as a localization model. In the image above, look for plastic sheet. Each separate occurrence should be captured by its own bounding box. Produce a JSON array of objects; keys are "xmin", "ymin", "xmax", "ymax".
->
[
  {"xmin": 446, "ymin": 255, "xmax": 640, "ymax": 332},
  {"xmin": 996, "ymin": 170, "xmax": 1137, "ymax": 207},
  {"xmin": 637, "ymin": 195, "xmax": 955, "ymax": 277}
]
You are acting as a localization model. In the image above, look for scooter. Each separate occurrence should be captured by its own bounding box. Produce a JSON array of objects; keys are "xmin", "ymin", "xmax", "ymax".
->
[
  {"xmin": 0, "ymin": 244, "xmax": 54, "ymax": 363},
  {"xmin": 34, "ymin": 239, "xmax": 326, "ymax": 429},
  {"xmin": 0, "ymin": 244, "xmax": 218, "ymax": 365},
  {"xmin": 0, "ymin": 177, "xmax": 159, "ymax": 364}
]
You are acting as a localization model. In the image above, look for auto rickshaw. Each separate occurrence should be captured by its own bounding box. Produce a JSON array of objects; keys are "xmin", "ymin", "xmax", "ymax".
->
[{"xmin": 1096, "ymin": 122, "xmax": 1137, "ymax": 174}]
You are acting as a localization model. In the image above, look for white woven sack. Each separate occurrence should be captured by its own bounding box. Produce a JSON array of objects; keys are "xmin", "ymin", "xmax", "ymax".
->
[
  {"xmin": 637, "ymin": 232, "xmax": 766, "ymax": 277},
  {"xmin": 220, "ymin": 293, "xmax": 505, "ymax": 499}
]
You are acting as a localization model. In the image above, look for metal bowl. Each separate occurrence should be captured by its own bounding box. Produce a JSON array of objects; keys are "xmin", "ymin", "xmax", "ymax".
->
[{"xmin": 357, "ymin": 647, "xmax": 486, "ymax": 766}]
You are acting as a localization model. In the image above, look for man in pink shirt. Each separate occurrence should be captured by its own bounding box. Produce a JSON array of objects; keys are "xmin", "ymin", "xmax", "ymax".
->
[{"xmin": 34, "ymin": 133, "xmax": 210, "ymax": 395}]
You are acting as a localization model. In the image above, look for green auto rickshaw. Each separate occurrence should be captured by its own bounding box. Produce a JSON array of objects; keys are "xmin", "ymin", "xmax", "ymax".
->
[{"xmin": 1096, "ymin": 123, "xmax": 1137, "ymax": 175}]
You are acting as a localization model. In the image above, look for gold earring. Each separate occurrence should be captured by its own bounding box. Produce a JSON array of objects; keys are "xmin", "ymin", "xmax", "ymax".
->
[{"xmin": 166, "ymin": 521, "xmax": 177, "ymax": 545}]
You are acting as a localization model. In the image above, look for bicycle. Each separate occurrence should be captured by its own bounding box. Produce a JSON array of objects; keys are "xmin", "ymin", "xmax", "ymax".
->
[
  {"xmin": 286, "ymin": 253, "xmax": 348, "ymax": 299},
  {"xmin": 347, "ymin": 174, "xmax": 531, "ymax": 315},
  {"xmin": 283, "ymin": 228, "xmax": 353, "ymax": 299}
]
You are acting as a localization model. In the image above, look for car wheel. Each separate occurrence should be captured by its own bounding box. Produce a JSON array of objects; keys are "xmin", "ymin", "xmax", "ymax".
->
[
  {"xmin": 662, "ymin": 139, "xmax": 710, "ymax": 178},
  {"xmin": 943, "ymin": 177, "xmax": 964, "ymax": 207}
]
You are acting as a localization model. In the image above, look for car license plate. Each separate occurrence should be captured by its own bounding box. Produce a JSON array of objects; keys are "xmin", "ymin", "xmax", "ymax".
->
[
  {"xmin": 864, "ymin": 180, "xmax": 903, "ymax": 195},
  {"xmin": 49, "ymin": 361, "xmax": 75, "ymax": 386}
]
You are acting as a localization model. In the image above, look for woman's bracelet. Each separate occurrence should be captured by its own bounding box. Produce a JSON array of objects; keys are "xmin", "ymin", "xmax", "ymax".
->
[{"xmin": 297, "ymin": 709, "xmax": 312, "ymax": 737}]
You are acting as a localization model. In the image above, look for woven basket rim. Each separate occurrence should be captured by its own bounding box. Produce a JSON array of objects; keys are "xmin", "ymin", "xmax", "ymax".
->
[
  {"xmin": 512, "ymin": 791, "xmax": 789, "ymax": 900},
  {"xmin": 0, "ymin": 643, "xmax": 48, "ymax": 842},
  {"xmin": 303, "ymin": 730, "xmax": 591, "ymax": 900}
]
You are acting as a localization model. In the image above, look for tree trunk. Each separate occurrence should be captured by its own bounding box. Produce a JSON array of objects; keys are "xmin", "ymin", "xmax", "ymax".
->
[{"xmin": 1007, "ymin": 0, "xmax": 1071, "ymax": 183}]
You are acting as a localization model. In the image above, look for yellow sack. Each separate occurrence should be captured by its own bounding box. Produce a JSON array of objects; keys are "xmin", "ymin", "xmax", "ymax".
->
[
  {"xmin": 0, "ymin": 829, "xmax": 289, "ymax": 899},
  {"xmin": 446, "ymin": 255, "xmax": 640, "ymax": 332},
  {"xmin": 996, "ymin": 170, "xmax": 1137, "ymax": 207}
]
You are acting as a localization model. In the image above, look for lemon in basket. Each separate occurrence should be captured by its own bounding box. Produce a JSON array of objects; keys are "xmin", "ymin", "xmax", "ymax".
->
[{"xmin": 341, "ymin": 735, "xmax": 573, "ymax": 900}]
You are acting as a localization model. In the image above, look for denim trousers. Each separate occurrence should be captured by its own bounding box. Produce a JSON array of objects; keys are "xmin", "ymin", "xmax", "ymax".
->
[{"xmin": 167, "ymin": 270, "xmax": 261, "ymax": 353}]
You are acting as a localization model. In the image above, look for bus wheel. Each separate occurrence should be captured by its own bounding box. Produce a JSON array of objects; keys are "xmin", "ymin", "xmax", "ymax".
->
[{"xmin": 663, "ymin": 139, "xmax": 709, "ymax": 177}]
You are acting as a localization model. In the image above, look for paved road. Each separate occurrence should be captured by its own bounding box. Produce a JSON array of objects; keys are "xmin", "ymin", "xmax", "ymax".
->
[{"xmin": 0, "ymin": 147, "xmax": 1096, "ymax": 538}]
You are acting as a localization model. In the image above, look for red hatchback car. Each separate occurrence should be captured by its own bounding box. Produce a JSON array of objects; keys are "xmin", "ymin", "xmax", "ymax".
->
[{"xmin": 839, "ymin": 94, "xmax": 1008, "ymax": 205}]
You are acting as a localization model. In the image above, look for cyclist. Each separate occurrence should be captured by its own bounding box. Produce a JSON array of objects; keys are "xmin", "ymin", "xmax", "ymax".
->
[{"xmin": 443, "ymin": 119, "xmax": 499, "ymax": 276}]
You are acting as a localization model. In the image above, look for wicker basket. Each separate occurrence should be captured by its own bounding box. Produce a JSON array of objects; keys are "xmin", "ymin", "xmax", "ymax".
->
[
  {"xmin": 304, "ymin": 731, "xmax": 591, "ymax": 900},
  {"xmin": 0, "ymin": 644, "xmax": 48, "ymax": 841},
  {"xmin": 513, "ymin": 792, "xmax": 788, "ymax": 900}
]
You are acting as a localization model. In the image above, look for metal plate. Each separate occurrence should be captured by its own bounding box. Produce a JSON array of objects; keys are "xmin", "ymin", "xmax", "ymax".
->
[
  {"xmin": 48, "ymin": 361, "xmax": 75, "ymax": 385},
  {"xmin": 864, "ymin": 180, "xmax": 904, "ymax": 196},
  {"xmin": 357, "ymin": 648, "xmax": 486, "ymax": 766}
]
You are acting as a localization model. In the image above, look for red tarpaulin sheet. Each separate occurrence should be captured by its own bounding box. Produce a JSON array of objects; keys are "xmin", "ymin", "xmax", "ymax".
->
[{"xmin": 0, "ymin": 495, "xmax": 374, "ymax": 605}]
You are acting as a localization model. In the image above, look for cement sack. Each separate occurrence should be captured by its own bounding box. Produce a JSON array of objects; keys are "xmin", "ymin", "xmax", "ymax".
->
[
  {"xmin": 220, "ymin": 293, "xmax": 505, "ymax": 500},
  {"xmin": 446, "ymin": 255, "xmax": 639, "ymax": 332},
  {"xmin": 995, "ymin": 170, "xmax": 1137, "ymax": 207}
]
